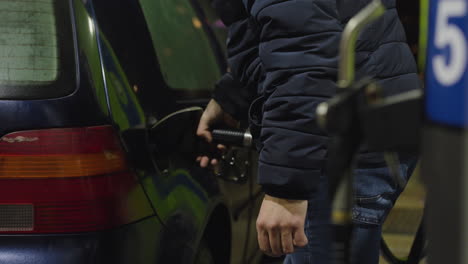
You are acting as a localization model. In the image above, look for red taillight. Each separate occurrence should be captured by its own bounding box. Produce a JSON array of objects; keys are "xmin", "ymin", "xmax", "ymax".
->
[{"xmin": 0, "ymin": 126, "xmax": 146, "ymax": 233}]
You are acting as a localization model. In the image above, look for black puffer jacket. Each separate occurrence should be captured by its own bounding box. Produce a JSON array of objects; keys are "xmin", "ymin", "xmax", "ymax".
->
[
  {"xmin": 215, "ymin": 0, "xmax": 420, "ymax": 199},
  {"xmin": 211, "ymin": 0, "xmax": 261, "ymax": 121}
]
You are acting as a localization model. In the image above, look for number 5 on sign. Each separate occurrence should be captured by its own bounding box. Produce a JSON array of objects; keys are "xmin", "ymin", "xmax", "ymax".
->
[
  {"xmin": 432, "ymin": 0, "xmax": 467, "ymax": 86},
  {"xmin": 426, "ymin": 0, "xmax": 468, "ymax": 126}
]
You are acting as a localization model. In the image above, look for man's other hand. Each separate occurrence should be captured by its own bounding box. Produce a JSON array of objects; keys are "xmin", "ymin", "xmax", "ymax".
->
[
  {"xmin": 196, "ymin": 99, "xmax": 237, "ymax": 167},
  {"xmin": 256, "ymin": 195, "xmax": 308, "ymax": 256}
]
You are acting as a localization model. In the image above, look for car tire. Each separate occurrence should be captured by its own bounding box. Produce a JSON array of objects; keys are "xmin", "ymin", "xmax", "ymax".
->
[{"xmin": 194, "ymin": 239, "xmax": 215, "ymax": 264}]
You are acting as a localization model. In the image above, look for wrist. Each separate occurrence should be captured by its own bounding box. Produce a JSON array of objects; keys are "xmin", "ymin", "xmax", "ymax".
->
[
  {"xmin": 262, "ymin": 184, "xmax": 312, "ymax": 200},
  {"xmin": 264, "ymin": 194, "xmax": 307, "ymax": 204}
]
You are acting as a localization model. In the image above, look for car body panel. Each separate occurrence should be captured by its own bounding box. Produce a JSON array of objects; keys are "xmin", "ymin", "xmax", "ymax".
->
[
  {"xmin": 0, "ymin": 217, "xmax": 163, "ymax": 264},
  {"xmin": 0, "ymin": 0, "xmax": 262, "ymax": 263}
]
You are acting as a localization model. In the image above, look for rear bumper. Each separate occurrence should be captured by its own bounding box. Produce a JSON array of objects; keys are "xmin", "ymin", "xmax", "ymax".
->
[{"xmin": 0, "ymin": 216, "xmax": 163, "ymax": 264}]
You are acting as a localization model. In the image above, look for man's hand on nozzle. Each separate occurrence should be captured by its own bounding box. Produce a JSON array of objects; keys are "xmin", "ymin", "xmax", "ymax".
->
[
  {"xmin": 196, "ymin": 99, "xmax": 238, "ymax": 168},
  {"xmin": 256, "ymin": 195, "xmax": 308, "ymax": 257}
]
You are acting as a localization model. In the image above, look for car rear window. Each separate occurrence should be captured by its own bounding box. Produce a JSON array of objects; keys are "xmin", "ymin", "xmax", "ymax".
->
[{"xmin": 0, "ymin": 0, "xmax": 74, "ymax": 99}]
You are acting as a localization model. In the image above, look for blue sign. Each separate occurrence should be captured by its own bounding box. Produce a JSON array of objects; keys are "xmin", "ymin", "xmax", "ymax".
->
[{"xmin": 426, "ymin": 0, "xmax": 468, "ymax": 127}]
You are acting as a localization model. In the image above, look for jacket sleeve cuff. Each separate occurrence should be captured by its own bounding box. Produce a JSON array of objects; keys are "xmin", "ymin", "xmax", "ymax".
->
[
  {"xmin": 258, "ymin": 161, "xmax": 322, "ymax": 200},
  {"xmin": 212, "ymin": 85, "xmax": 239, "ymax": 119},
  {"xmin": 212, "ymin": 73, "xmax": 253, "ymax": 121}
]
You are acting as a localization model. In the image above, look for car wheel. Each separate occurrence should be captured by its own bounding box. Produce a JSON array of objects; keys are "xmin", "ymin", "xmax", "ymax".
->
[{"xmin": 194, "ymin": 239, "xmax": 215, "ymax": 264}]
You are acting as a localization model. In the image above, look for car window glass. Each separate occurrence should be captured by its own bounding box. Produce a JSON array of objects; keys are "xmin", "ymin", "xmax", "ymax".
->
[
  {"xmin": 0, "ymin": 0, "xmax": 74, "ymax": 99},
  {"xmin": 0, "ymin": 0, "xmax": 59, "ymax": 83},
  {"xmin": 139, "ymin": 0, "xmax": 222, "ymax": 92},
  {"xmin": 194, "ymin": 0, "xmax": 227, "ymax": 53},
  {"xmin": 93, "ymin": 0, "xmax": 178, "ymax": 120},
  {"xmin": 0, "ymin": 0, "xmax": 57, "ymax": 84}
]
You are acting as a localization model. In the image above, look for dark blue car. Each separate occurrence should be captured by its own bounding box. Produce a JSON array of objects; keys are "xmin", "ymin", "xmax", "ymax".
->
[{"xmin": 0, "ymin": 0, "xmax": 262, "ymax": 263}]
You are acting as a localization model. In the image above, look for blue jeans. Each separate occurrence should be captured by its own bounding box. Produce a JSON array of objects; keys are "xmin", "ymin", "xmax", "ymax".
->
[{"xmin": 284, "ymin": 158, "xmax": 417, "ymax": 264}]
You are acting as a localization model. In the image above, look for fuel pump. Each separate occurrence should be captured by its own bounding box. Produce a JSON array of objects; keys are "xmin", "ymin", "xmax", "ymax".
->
[{"xmin": 423, "ymin": 0, "xmax": 468, "ymax": 263}]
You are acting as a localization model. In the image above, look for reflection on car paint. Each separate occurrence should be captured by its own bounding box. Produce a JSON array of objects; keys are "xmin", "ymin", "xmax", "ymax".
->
[
  {"xmin": 99, "ymin": 36, "xmax": 146, "ymax": 129},
  {"xmin": 141, "ymin": 168, "xmax": 209, "ymax": 225},
  {"xmin": 73, "ymin": 0, "xmax": 108, "ymax": 115}
]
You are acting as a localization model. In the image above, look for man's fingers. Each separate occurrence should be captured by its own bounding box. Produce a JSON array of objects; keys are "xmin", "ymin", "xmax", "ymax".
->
[
  {"xmin": 217, "ymin": 144, "xmax": 226, "ymax": 151},
  {"xmin": 196, "ymin": 115, "xmax": 213, "ymax": 143},
  {"xmin": 292, "ymin": 228, "xmax": 308, "ymax": 247},
  {"xmin": 200, "ymin": 157, "xmax": 210, "ymax": 168},
  {"xmin": 268, "ymin": 228, "xmax": 282, "ymax": 256},
  {"xmin": 196, "ymin": 156, "xmax": 219, "ymax": 169},
  {"xmin": 195, "ymin": 121, "xmax": 207, "ymax": 137},
  {"xmin": 257, "ymin": 230, "xmax": 271, "ymax": 255},
  {"xmin": 197, "ymin": 129, "xmax": 212, "ymax": 143},
  {"xmin": 256, "ymin": 196, "xmax": 308, "ymax": 256},
  {"xmin": 281, "ymin": 229, "xmax": 294, "ymax": 254}
]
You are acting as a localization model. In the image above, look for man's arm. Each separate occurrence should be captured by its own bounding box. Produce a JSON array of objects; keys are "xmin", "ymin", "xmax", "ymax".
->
[
  {"xmin": 196, "ymin": 3, "xmax": 258, "ymax": 166},
  {"xmin": 252, "ymin": 0, "xmax": 342, "ymax": 199},
  {"xmin": 212, "ymin": 73, "xmax": 256, "ymax": 121},
  {"xmin": 250, "ymin": 0, "xmax": 342, "ymax": 256}
]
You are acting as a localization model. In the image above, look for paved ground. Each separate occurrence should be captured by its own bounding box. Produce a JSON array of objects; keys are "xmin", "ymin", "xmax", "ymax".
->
[{"xmin": 380, "ymin": 167, "xmax": 426, "ymax": 264}]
